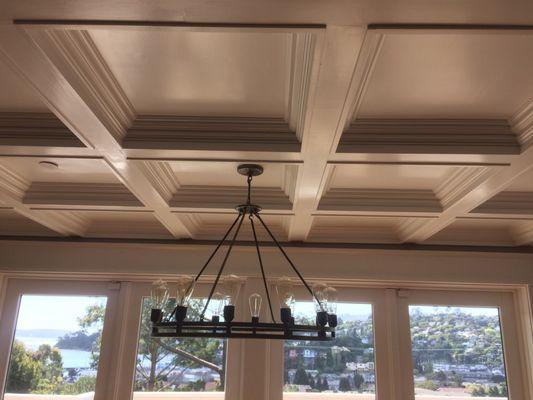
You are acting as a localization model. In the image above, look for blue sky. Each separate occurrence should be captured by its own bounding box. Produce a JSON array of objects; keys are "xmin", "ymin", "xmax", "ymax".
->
[{"xmin": 15, "ymin": 295, "xmax": 107, "ymax": 332}]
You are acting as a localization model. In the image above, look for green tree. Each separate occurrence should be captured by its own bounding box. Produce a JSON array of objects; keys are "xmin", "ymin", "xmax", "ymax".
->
[
  {"xmin": 78, "ymin": 299, "xmax": 225, "ymax": 392},
  {"xmin": 338, "ymin": 377, "xmax": 351, "ymax": 392},
  {"xmin": 293, "ymin": 367, "xmax": 310, "ymax": 385},
  {"xmin": 353, "ymin": 372, "xmax": 365, "ymax": 391},
  {"xmin": 5, "ymin": 341, "xmax": 42, "ymax": 393}
]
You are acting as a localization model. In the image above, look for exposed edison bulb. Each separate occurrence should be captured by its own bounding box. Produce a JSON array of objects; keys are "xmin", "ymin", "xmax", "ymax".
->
[
  {"xmin": 220, "ymin": 274, "xmax": 243, "ymax": 306},
  {"xmin": 313, "ymin": 283, "xmax": 328, "ymax": 312},
  {"xmin": 276, "ymin": 276, "xmax": 296, "ymax": 309},
  {"xmin": 151, "ymin": 279, "xmax": 170, "ymax": 310},
  {"xmin": 325, "ymin": 286, "xmax": 338, "ymax": 314},
  {"xmin": 176, "ymin": 275, "xmax": 195, "ymax": 306},
  {"xmin": 210, "ymin": 292, "xmax": 225, "ymax": 317},
  {"xmin": 249, "ymin": 293, "xmax": 263, "ymax": 319}
]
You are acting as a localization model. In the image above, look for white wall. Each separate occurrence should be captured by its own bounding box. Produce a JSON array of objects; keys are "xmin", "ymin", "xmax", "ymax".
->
[{"xmin": 1, "ymin": 240, "xmax": 533, "ymax": 286}]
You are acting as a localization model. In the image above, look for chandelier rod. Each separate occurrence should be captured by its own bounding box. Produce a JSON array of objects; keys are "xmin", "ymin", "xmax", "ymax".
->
[
  {"xmin": 199, "ymin": 212, "xmax": 246, "ymax": 320},
  {"xmin": 254, "ymin": 212, "xmax": 324, "ymax": 309},
  {"xmin": 249, "ymin": 214, "xmax": 276, "ymax": 323},
  {"xmin": 193, "ymin": 212, "xmax": 242, "ymax": 282}
]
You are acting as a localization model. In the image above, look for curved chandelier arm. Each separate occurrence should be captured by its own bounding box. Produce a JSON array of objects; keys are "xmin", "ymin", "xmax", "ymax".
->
[
  {"xmin": 249, "ymin": 214, "xmax": 276, "ymax": 323},
  {"xmin": 254, "ymin": 212, "xmax": 324, "ymax": 309},
  {"xmin": 200, "ymin": 212, "xmax": 246, "ymax": 320}
]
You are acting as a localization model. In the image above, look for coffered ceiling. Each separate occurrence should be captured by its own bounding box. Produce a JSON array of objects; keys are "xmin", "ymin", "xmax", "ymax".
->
[{"xmin": 0, "ymin": 2, "xmax": 533, "ymax": 248}]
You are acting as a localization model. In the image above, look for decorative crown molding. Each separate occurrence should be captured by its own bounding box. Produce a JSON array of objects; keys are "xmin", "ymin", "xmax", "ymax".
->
[
  {"xmin": 338, "ymin": 119, "xmax": 521, "ymax": 154},
  {"xmin": 0, "ymin": 209, "xmax": 57, "ymax": 236},
  {"xmin": 434, "ymin": 166, "xmax": 496, "ymax": 209},
  {"xmin": 179, "ymin": 213, "xmax": 288, "ymax": 241},
  {"xmin": 471, "ymin": 191, "xmax": 533, "ymax": 216},
  {"xmin": 136, "ymin": 161, "xmax": 180, "ymax": 202},
  {"xmin": 511, "ymin": 98, "xmax": 533, "ymax": 147},
  {"xmin": 123, "ymin": 116, "xmax": 300, "ymax": 152},
  {"xmin": 23, "ymin": 182, "xmax": 142, "ymax": 207},
  {"xmin": 170, "ymin": 185, "xmax": 292, "ymax": 210},
  {"xmin": 0, "ymin": 164, "xmax": 30, "ymax": 201},
  {"xmin": 0, "ymin": 112, "xmax": 83, "ymax": 147},
  {"xmin": 318, "ymin": 188, "xmax": 442, "ymax": 213},
  {"xmin": 35, "ymin": 209, "xmax": 89, "ymax": 236},
  {"xmin": 286, "ymin": 32, "xmax": 317, "ymax": 141},
  {"xmin": 31, "ymin": 29, "xmax": 135, "ymax": 141}
]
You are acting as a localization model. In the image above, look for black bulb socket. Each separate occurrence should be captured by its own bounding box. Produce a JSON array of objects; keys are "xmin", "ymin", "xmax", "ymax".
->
[
  {"xmin": 151, "ymin": 308, "xmax": 163, "ymax": 323},
  {"xmin": 280, "ymin": 307, "xmax": 292, "ymax": 325},
  {"xmin": 224, "ymin": 305, "xmax": 235, "ymax": 322},
  {"xmin": 316, "ymin": 310, "xmax": 328, "ymax": 327},
  {"xmin": 328, "ymin": 313, "xmax": 338, "ymax": 328},
  {"xmin": 174, "ymin": 305, "xmax": 188, "ymax": 324}
]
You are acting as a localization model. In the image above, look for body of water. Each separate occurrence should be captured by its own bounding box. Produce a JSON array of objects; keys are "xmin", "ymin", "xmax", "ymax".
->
[{"xmin": 15, "ymin": 335, "xmax": 93, "ymax": 369}]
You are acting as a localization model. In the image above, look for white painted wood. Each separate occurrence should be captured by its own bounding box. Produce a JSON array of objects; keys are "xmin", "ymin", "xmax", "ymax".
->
[
  {"xmin": 0, "ymin": 112, "xmax": 83, "ymax": 147},
  {"xmin": 124, "ymin": 116, "xmax": 300, "ymax": 152},
  {"xmin": 338, "ymin": 119, "xmax": 521, "ymax": 154}
]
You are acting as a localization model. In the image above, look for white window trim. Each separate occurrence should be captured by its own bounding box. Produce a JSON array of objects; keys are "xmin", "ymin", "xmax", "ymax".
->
[
  {"xmin": 0, "ymin": 275, "xmax": 531, "ymax": 400},
  {"xmin": 0, "ymin": 278, "xmax": 122, "ymax": 400}
]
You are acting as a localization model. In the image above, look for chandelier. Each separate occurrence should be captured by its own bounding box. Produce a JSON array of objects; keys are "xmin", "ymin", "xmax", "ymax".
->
[{"xmin": 150, "ymin": 164, "xmax": 337, "ymax": 341}]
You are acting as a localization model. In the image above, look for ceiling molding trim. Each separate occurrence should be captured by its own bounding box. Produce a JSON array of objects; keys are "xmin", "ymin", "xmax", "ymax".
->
[
  {"xmin": 287, "ymin": 32, "xmax": 316, "ymax": 141},
  {"xmin": 338, "ymin": 119, "xmax": 521, "ymax": 154},
  {"xmin": 342, "ymin": 31, "xmax": 384, "ymax": 130},
  {"xmin": 308, "ymin": 224, "xmax": 400, "ymax": 243},
  {"xmin": 32, "ymin": 209, "xmax": 88, "ymax": 236},
  {"xmin": 0, "ymin": 164, "xmax": 30, "ymax": 201},
  {"xmin": 136, "ymin": 161, "xmax": 180, "ymax": 203},
  {"xmin": 434, "ymin": 166, "xmax": 497, "ymax": 209},
  {"xmin": 472, "ymin": 192, "xmax": 533, "ymax": 216},
  {"xmin": 511, "ymin": 98, "xmax": 533, "ymax": 147},
  {"xmin": 0, "ymin": 112, "xmax": 84, "ymax": 148},
  {"xmin": 123, "ymin": 116, "xmax": 300, "ymax": 152},
  {"xmin": 318, "ymin": 188, "xmax": 442, "ymax": 213},
  {"xmin": 23, "ymin": 182, "xmax": 143, "ymax": 207},
  {"xmin": 397, "ymin": 218, "xmax": 433, "ymax": 242},
  {"xmin": 282, "ymin": 164, "xmax": 299, "ymax": 203},
  {"xmin": 511, "ymin": 223, "xmax": 533, "ymax": 246},
  {"xmin": 170, "ymin": 185, "xmax": 292, "ymax": 210},
  {"xmin": 29, "ymin": 29, "xmax": 135, "ymax": 141}
]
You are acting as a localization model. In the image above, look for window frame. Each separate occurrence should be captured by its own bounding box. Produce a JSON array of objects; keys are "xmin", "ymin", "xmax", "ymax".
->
[
  {"xmin": 114, "ymin": 281, "xmax": 242, "ymax": 400},
  {"xmin": 0, "ymin": 277, "xmax": 530, "ymax": 400},
  {"xmin": 396, "ymin": 288, "xmax": 530, "ymax": 400},
  {"xmin": 0, "ymin": 278, "xmax": 122, "ymax": 400}
]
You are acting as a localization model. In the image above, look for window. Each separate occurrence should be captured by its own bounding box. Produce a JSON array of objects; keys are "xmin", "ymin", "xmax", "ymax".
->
[
  {"xmin": 133, "ymin": 297, "xmax": 226, "ymax": 398},
  {"xmin": 283, "ymin": 302, "xmax": 375, "ymax": 398},
  {"xmin": 4, "ymin": 295, "xmax": 107, "ymax": 398},
  {"xmin": 409, "ymin": 305, "xmax": 508, "ymax": 399}
]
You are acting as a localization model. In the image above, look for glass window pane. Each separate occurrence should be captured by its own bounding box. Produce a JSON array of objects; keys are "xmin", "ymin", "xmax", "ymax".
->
[
  {"xmin": 133, "ymin": 298, "xmax": 226, "ymax": 399},
  {"xmin": 4, "ymin": 295, "xmax": 108, "ymax": 399},
  {"xmin": 283, "ymin": 302, "xmax": 375, "ymax": 399},
  {"xmin": 409, "ymin": 305, "xmax": 508, "ymax": 399}
]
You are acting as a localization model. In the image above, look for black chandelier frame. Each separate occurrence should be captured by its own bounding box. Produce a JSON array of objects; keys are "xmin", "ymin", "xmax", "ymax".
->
[{"xmin": 151, "ymin": 164, "xmax": 336, "ymax": 341}]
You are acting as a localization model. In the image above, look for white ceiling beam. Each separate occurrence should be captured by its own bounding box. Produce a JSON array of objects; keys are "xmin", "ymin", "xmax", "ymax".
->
[
  {"xmin": 400, "ymin": 102, "xmax": 533, "ymax": 243},
  {"xmin": 0, "ymin": 26, "xmax": 192, "ymax": 238},
  {"xmin": 0, "ymin": 163, "xmax": 87, "ymax": 235},
  {"xmin": 287, "ymin": 26, "xmax": 371, "ymax": 241}
]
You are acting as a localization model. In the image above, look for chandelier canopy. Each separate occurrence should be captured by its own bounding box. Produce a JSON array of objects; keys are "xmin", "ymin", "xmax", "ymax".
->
[{"xmin": 150, "ymin": 164, "xmax": 337, "ymax": 341}]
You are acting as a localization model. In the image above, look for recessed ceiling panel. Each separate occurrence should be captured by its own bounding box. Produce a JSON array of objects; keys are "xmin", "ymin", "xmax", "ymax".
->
[
  {"xmin": 0, "ymin": 209, "xmax": 58, "ymax": 236},
  {"xmin": 308, "ymin": 215, "xmax": 426, "ymax": 243},
  {"xmin": 329, "ymin": 164, "xmax": 453, "ymax": 190},
  {"xmin": 169, "ymin": 161, "xmax": 291, "ymax": 187},
  {"xmin": 0, "ymin": 157, "xmax": 119, "ymax": 184},
  {"xmin": 0, "ymin": 60, "xmax": 49, "ymax": 112},
  {"xmin": 359, "ymin": 33, "xmax": 533, "ymax": 118},
  {"xmin": 178, "ymin": 212, "xmax": 288, "ymax": 241},
  {"xmin": 426, "ymin": 218, "xmax": 528, "ymax": 246},
  {"xmin": 90, "ymin": 29, "xmax": 289, "ymax": 116}
]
